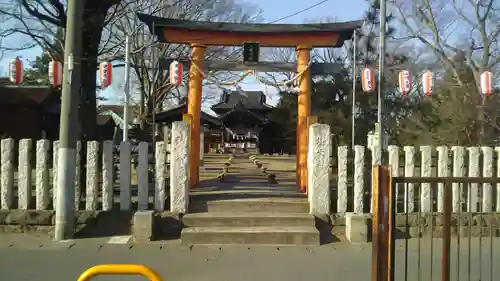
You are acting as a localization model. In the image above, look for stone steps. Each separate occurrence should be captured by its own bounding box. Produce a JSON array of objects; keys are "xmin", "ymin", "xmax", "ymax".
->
[
  {"xmin": 188, "ymin": 198, "xmax": 309, "ymax": 213},
  {"xmin": 181, "ymin": 197, "xmax": 319, "ymax": 245},
  {"xmin": 183, "ymin": 212, "xmax": 315, "ymax": 227},
  {"xmin": 181, "ymin": 226, "xmax": 319, "ymax": 246}
]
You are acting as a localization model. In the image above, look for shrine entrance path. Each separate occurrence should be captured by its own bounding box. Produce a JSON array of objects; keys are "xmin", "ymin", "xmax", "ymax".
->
[{"xmin": 195, "ymin": 154, "xmax": 304, "ymax": 200}]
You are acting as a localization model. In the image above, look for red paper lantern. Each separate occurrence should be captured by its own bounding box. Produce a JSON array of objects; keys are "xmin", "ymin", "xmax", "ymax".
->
[
  {"xmin": 8, "ymin": 57, "xmax": 23, "ymax": 85},
  {"xmin": 169, "ymin": 60, "xmax": 183, "ymax": 87},
  {"xmin": 48, "ymin": 60, "xmax": 63, "ymax": 87},
  {"xmin": 398, "ymin": 70, "xmax": 412, "ymax": 96},
  {"xmin": 421, "ymin": 70, "xmax": 434, "ymax": 96},
  {"xmin": 361, "ymin": 68, "xmax": 376, "ymax": 93},
  {"xmin": 99, "ymin": 61, "xmax": 113, "ymax": 88},
  {"xmin": 480, "ymin": 71, "xmax": 493, "ymax": 96}
]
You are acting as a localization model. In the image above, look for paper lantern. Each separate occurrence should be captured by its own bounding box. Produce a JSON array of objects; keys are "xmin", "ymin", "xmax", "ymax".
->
[
  {"xmin": 99, "ymin": 61, "xmax": 113, "ymax": 88},
  {"xmin": 480, "ymin": 71, "xmax": 493, "ymax": 96},
  {"xmin": 8, "ymin": 57, "xmax": 23, "ymax": 85},
  {"xmin": 48, "ymin": 60, "xmax": 63, "ymax": 87},
  {"xmin": 421, "ymin": 70, "xmax": 434, "ymax": 96},
  {"xmin": 398, "ymin": 70, "xmax": 412, "ymax": 95},
  {"xmin": 169, "ymin": 60, "xmax": 183, "ymax": 87},
  {"xmin": 361, "ymin": 68, "xmax": 376, "ymax": 93}
]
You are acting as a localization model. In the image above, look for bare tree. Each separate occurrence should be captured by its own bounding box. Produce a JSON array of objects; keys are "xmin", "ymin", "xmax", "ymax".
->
[
  {"xmin": 392, "ymin": 0, "xmax": 500, "ymax": 144},
  {"xmin": 102, "ymin": 0, "xmax": 263, "ymax": 127}
]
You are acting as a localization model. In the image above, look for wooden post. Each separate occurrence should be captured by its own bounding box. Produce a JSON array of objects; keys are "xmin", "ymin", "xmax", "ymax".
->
[
  {"xmin": 296, "ymin": 45, "xmax": 312, "ymax": 192},
  {"xmin": 187, "ymin": 44, "xmax": 205, "ymax": 188},
  {"xmin": 371, "ymin": 165, "xmax": 394, "ymax": 281}
]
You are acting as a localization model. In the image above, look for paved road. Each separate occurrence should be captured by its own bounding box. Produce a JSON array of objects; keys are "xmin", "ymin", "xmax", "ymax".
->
[{"xmin": 0, "ymin": 235, "xmax": 499, "ymax": 281}]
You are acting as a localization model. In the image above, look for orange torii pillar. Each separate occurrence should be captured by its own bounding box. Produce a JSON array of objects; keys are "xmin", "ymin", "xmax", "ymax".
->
[
  {"xmin": 187, "ymin": 43, "xmax": 206, "ymax": 188},
  {"xmin": 296, "ymin": 45, "xmax": 312, "ymax": 192}
]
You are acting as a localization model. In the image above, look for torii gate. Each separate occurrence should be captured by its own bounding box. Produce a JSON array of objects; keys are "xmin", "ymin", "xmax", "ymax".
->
[{"xmin": 137, "ymin": 13, "xmax": 362, "ymax": 191}]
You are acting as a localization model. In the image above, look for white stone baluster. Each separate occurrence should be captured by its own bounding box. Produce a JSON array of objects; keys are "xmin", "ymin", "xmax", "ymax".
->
[
  {"xmin": 119, "ymin": 141, "xmax": 132, "ymax": 210},
  {"xmin": 388, "ymin": 145, "xmax": 399, "ymax": 212},
  {"xmin": 467, "ymin": 147, "xmax": 480, "ymax": 212},
  {"xmin": 307, "ymin": 124, "xmax": 331, "ymax": 215},
  {"xmin": 481, "ymin": 147, "xmax": 493, "ymax": 212},
  {"xmin": 170, "ymin": 121, "xmax": 190, "ymax": 213},
  {"xmin": 85, "ymin": 141, "xmax": 99, "ymax": 210},
  {"xmin": 102, "ymin": 141, "xmax": 114, "ymax": 210},
  {"xmin": 436, "ymin": 146, "xmax": 449, "ymax": 212},
  {"xmin": 403, "ymin": 146, "xmax": 415, "ymax": 213},
  {"xmin": 155, "ymin": 141, "xmax": 167, "ymax": 211},
  {"xmin": 35, "ymin": 140, "xmax": 50, "ymax": 210},
  {"xmin": 1, "ymin": 138, "xmax": 14, "ymax": 209},
  {"xmin": 137, "ymin": 142, "xmax": 149, "ymax": 211},
  {"xmin": 353, "ymin": 145, "xmax": 365, "ymax": 214},
  {"xmin": 337, "ymin": 146, "xmax": 348, "ymax": 214}
]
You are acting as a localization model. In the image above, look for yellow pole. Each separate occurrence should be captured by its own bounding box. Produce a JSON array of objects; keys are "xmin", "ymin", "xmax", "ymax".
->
[
  {"xmin": 296, "ymin": 45, "xmax": 312, "ymax": 192},
  {"xmin": 187, "ymin": 44, "xmax": 205, "ymax": 188}
]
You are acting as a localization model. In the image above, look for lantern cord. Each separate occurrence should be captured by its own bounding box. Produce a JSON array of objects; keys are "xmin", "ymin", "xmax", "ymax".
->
[{"xmin": 190, "ymin": 59, "xmax": 312, "ymax": 89}]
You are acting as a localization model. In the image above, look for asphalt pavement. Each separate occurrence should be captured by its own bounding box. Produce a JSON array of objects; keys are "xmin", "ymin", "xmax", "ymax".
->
[{"xmin": 0, "ymin": 234, "xmax": 499, "ymax": 281}]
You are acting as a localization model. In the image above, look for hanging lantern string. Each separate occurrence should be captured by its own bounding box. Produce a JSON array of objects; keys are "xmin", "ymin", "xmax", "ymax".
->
[{"xmin": 189, "ymin": 59, "xmax": 312, "ymax": 90}]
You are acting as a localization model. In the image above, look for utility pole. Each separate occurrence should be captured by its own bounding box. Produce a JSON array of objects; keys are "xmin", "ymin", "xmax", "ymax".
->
[
  {"xmin": 54, "ymin": 0, "xmax": 85, "ymax": 241},
  {"xmin": 351, "ymin": 29, "xmax": 357, "ymax": 150},
  {"xmin": 376, "ymin": 0, "xmax": 387, "ymax": 165},
  {"xmin": 123, "ymin": 35, "xmax": 131, "ymax": 142}
]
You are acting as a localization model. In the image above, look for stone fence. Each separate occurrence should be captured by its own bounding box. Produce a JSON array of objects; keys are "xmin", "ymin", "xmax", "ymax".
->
[
  {"xmin": 0, "ymin": 133, "xmax": 176, "ymax": 212},
  {"xmin": 1, "ymin": 121, "xmax": 500, "ymax": 219},
  {"xmin": 306, "ymin": 123, "xmax": 500, "ymax": 215}
]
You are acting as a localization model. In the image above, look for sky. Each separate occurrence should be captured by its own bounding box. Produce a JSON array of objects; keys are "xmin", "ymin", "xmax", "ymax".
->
[{"xmin": 0, "ymin": 0, "xmax": 368, "ymax": 113}]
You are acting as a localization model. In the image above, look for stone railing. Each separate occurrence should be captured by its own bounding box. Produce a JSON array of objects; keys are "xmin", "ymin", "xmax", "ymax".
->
[
  {"xmin": 0, "ymin": 121, "xmax": 194, "ymax": 213},
  {"xmin": 307, "ymin": 123, "xmax": 500, "ymax": 216}
]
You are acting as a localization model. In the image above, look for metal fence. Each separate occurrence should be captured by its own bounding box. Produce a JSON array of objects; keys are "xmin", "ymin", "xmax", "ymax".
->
[{"xmin": 372, "ymin": 165, "xmax": 500, "ymax": 281}]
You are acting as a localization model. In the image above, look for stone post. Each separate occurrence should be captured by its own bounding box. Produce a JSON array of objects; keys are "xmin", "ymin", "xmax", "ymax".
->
[
  {"xmin": 467, "ymin": 147, "xmax": 479, "ymax": 212},
  {"xmin": 102, "ymin": 141, "xmax": 114, "ymax": 211},
  {"xmin": 353, "ymin": 145, "xmax": 365, "ymax": 214},
  {"xmin": 119, "ymin": 141, "xmax": 132, "ymax": 210},
  {"xmin": 481, "ymin": 147, "xmax": 493, "ymax": 212},
  {"xmin": 35, "ymin": 139, "xmax": 50, "ymax": 210},
  {"xmin": 403, "ymin": 146, "xmax": 415, "ymax": 213},
  {"xmin": 137, "ymin": 142, "xmax": 149, "ymax": 211},
  {"xmin": 307, "ymin": 123, "xmax": 331, "ymax": 215},
  {"xmin": 85, "ymin": 141, "xmax": 99, "ymax": 210},
  {"xmin": 388, "ymin": 145, "xmax": 399, "ymax": 212},
  {"xmin": 52, "ymin": 140, "xmax": 59, "ymax": 208},
  {"xmin": 436, "ymin": 146, "xmax": 449, "ymax": 212},
  {"xmin": 18, "ymin": 139, "xmax": 32, "ymax": 210},
  {"xmin": 337, "ymin": 146, "xmax": 348, "ymax": 214},
  {"xmin": 1, "ymin": 138, "xmax": 14, "ymax": 209},
  {"xmin": 420, "ymin": 146, "xmax": 432, "ymax": 212},
  {"xmin": 155, "ymin": 141, "xmax": 167, "ymax": 211},
  {"xmin": 74, "ymin": 141, "xmax": 81, "ymax": 209},
  {"xmin": 170, "ymin": 121, "xmax": 190, "ymax": 213},
  {"xmin": 451, "ymin": 146, "xmax": 465, "ymax": 212}
]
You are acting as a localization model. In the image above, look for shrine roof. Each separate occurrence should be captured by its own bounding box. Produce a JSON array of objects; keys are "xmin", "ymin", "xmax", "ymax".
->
[
  {"xmin": 211, "ymin": 91, "xmax": 271, "ymax": 111},
  {"xmin": 153, "ymin": 103, "xmax": 222, "ymax": 126}
]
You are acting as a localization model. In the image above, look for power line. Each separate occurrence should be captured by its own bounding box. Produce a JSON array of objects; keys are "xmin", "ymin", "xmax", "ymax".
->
[
  {"xmin": 266, "ymin": 0, "xmax": 330, "ymax": 24},
  {"xmin": 225, "ymin": 0, "xmax": 331, "ymax": 61}
]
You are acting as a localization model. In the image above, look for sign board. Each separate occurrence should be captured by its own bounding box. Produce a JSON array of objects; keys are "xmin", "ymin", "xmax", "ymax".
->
[{"xmin": 243, "ymin": 42, "xmax": 260, "ymax": 63}]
